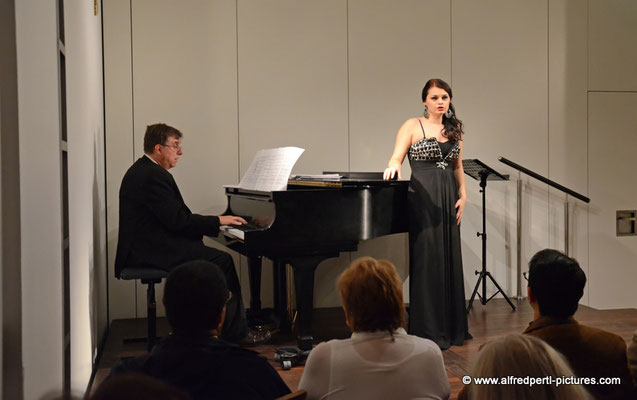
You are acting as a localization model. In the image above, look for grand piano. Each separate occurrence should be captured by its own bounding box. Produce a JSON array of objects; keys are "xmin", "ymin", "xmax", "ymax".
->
[{"xmin": 212, "ymin": 172, "xmax": 408, "ymax": 350}]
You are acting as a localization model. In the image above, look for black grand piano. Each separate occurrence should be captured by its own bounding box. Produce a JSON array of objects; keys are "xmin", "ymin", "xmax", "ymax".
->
[{"xmin": 212, "ymin": 172, "xmax": 408, "ymax": 350}]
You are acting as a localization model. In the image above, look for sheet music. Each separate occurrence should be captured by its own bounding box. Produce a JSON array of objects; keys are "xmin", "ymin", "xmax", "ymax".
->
[
  {"xmin": 290, "ymin": 173, "xmax": 342, "ymax": 180},
  {"xmin": 238, "ymin": 147, "xmax": 305, "ymax": 191}
]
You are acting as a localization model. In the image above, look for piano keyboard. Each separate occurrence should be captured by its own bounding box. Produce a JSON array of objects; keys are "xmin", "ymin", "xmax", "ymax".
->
[{"xmin": 220, "ymin": 222, "xmax": 263, "ymax": 240}]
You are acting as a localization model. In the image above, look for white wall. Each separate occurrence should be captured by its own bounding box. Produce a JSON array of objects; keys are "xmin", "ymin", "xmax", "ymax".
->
[
  {"xmin": 586, "ymin": 0, "xmax": 637, "ymax": 309},
  {"xmin": 103, "ymin": 0, "xmax": 137, "ymax": 320},
  {"xmin": 452, "ymin": 0, "xmax": 550, "ymax": 300},
  {"xmin": 15, "ymin": 0, "xmax": 64, "ymax": 398},
  {"xmin": 104, "ymin": 0, "xmax": 637, "ymax": 318},
  {"xmin": 547, "ymin": 0, "xmax": 589, "ymax": 302},
  {"xmin": 65, "ymin": 0, "xmax": 107, "ymax": 394},
  {"xmin": 588, "ymin": 93, "xmax": 637, "ymax": 308},
  {"xmin": 13, "ymin": 0, "xmax": 107, "ymax": 398}
]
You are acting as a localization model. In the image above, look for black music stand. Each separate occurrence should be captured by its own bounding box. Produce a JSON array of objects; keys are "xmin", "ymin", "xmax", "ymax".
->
[{"xmin": 463, "ymin": 159, "xmax": 516, "ymax": 312}]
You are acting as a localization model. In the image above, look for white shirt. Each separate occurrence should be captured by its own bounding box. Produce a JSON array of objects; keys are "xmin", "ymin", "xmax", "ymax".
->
[{"xmin": 299, "ymin": 328, "xmax": 450, "ymax": 400}]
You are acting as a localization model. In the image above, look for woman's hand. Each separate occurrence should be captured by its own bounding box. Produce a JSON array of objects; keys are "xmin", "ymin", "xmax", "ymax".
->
[
  {"xmin": 383, "ymin": 166, "xmax": 401, "ymax": 180},
  {"xmin": 455, "ymin": 197, "xmax": 466, "ymax": 225}
]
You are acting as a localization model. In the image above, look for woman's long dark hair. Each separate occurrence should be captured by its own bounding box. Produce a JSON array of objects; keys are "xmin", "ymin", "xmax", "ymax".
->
[{"xmin": 421, "ymin": 78, "xmax": 464, "ymax": 142}]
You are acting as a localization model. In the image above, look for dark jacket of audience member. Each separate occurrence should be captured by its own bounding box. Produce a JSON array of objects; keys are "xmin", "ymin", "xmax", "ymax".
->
[
  {"xmin": 91, "ymin": 372, "xmax": 191, "ymax": 400},
  {"xmin": 524, "ymin": 249, "xmax": 635, "ymax": 400},
  {"xmin": 108, "ymin": 260, "xmax": 290, "ymax": 400}
]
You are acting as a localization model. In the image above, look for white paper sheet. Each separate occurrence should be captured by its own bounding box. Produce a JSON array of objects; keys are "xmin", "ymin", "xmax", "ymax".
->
[{"xmin": 237, "ymin": 147, "xmax": 305, "ymax": 191}]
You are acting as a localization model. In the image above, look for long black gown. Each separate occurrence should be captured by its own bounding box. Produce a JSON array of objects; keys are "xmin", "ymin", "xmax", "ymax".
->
[{"xmin": 407, "ymin": 123, "xmax": 471, "ymax": 350}]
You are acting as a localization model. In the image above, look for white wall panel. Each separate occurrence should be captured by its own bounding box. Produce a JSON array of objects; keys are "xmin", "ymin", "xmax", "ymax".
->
[
  {"xmin": 547, "ymin": 0, "xmax": 589, "ymax": 303},
  {"xmin": 103, "ymin": 0, "xmax": 137, "ymax": 320},
  {"xmin": 452, "ymin": 0, "xmax": 549, "ymax": 300},
  {"xmin": 131, "ymin": 0, "xmax": 238, "ymax": 215},
  {"xmin": 15, "ymin": 0, "xmax": 64, "ymax": 397},
  {"xmin": 589, "ymin": 0, "xmax": 637, "ymax": 91},
  {"xmin": 348, "ymin": 0, "xmax": 451, "ymax": 299},
  {"xmin": 131, "ymin": 0, "xmax": 239, "ymax": 317},
  {"xmin": 237, "ymin": 0, "xmax": 349, "ymax": 176},
  {"xmin": 348, "ymin": 0, "xmax": 451, "ymax": 174},
  {"xmin": 65, "ymin": 0, "xmax": 106, "ymax": 391},
  {"xmin": 588, "ymin": 92, "xmax": 637, "ymax": 309}
]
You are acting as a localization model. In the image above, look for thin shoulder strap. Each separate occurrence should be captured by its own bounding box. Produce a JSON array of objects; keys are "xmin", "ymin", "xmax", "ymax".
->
[{"xmin": 418, "ymin": 119, "xmax": 426, "ymax": 137}]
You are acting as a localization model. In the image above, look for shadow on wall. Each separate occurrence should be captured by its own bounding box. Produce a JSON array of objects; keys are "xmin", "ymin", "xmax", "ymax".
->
[{"xmin": 90, "ymin": 129, "xmax": 108, "ymax": 363}]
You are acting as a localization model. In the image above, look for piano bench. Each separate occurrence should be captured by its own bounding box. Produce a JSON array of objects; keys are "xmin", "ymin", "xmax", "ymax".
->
[{"xmin": 119, "ymin": 268, "xmax": 169, "ymax": 352}]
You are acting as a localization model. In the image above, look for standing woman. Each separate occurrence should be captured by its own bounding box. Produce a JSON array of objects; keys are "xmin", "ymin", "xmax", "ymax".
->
[{"xmin": 383, "ymin": 78, "xmax": 471, "ymax": 349}]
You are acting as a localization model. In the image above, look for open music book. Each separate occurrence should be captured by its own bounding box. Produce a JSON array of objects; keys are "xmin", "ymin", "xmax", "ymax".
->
[{"xmin": 234, "ymin": 146, "xmax": 305, "ymax": 191}]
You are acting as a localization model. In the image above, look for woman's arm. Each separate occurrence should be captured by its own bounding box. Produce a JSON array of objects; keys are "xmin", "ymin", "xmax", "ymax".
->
[
  {"xmin": 453, "ymin": 141, "xmax": 466, "ymax": 225},
  {"xmin": 383, "ymin": 119, "xmax": 416, "ymax": 180}
]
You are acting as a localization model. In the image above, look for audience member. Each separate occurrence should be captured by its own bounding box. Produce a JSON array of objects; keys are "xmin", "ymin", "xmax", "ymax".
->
[
  {"xmin": 108, "ymin": 260, "xmax": 290, "ymax": 400},
  {"xmin": 463, "ymin": 334, "xmax": 592, "ymax": 400},
  {"xmin": 91, "ymin": 373, "xmax": 190, "ymax": 400},
  {"xmin": 524, "ymin": 249, "xmax": 635, "ymax": 399},
  {"xmin": 299, "ymin": 257, "xmax": 450, "ymax": 400}
]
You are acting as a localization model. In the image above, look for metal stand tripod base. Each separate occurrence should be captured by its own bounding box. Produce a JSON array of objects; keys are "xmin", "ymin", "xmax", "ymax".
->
[
  {"xmin": 466, "ymin": 270, "xmax": 516, "ymax": 313},
  {"xmin": 465, "ymin": 170, "xmax": 515, "ymax": 314}
]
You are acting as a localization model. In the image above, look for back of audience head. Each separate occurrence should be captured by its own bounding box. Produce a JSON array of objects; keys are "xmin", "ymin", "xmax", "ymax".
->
[
  {"xmin": 338, "ymin": 256, "xmax": 405, "ymax": 332},
  {"xmin": 163, "ymin": 260, "xmax": 228, "ymax": 335},
  {"xmin": 528, "ymin": 249, "xmax": 586, "ymax": 318},
  {"xmin": 468, "ymin": 334, "xmax": 592, "ymax": 400},
  {"xmin": 91, "ymin": 373, "xmax": 191, "ymax": 400}
]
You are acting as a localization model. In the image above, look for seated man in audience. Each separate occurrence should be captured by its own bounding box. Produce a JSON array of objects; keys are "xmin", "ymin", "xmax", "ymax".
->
[
  {"xmin": 115, "ymin": 122, "xmax": 267, "ymax": 344},
  {"xmin": 299, "ymin": 256, "xmax": 450, "ymax": 400},
  {"xmin": 524, "ymin": 249, "xmax": 635, "ymax": 400},
  {"xmin": 109, "ymin": 260, "xmax": 291, "ymax": 400}
]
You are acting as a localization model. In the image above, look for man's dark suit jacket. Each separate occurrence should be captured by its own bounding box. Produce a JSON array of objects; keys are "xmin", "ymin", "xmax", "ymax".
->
[
  {"xmin": 109, "ymin": 333, "xmax": 291, "ymax": 400},
  {"xmin": 524, "ymin": 316, "xmax": 635, "ymax": 400},
  {"xmin": 115, "ymin": 156, "xmax": 220, "ymax": 277}
]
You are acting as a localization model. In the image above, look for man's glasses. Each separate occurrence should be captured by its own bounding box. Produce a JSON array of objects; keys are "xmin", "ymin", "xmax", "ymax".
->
[{"xmin": 161, "ymin": 143, "xmax": 182, "ymax": 151}]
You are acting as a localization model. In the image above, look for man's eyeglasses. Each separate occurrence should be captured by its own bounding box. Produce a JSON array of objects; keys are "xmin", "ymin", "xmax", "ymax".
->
[{"xmin": 161, "ymin": 143, "xmax": 182, "ymax": 151}]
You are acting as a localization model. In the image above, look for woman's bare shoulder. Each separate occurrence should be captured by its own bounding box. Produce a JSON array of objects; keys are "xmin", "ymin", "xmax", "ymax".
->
[{"xmin": 399, "ymin": 117, "xmax": 422, "ymax": 131}]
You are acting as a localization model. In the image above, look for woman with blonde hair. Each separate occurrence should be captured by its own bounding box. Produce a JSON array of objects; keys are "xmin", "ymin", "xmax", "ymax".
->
[
  {"xmin": 299, "ymin": 256, "xmax": 450, "ymax": 400},
  {"xmin": 464, "ymin": 334, "xmax": 592, "ymax": 400}
]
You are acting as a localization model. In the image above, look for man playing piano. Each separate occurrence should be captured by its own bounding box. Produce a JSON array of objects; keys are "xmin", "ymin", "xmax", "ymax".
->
[{"xmin": 115, "ymin": 123, "xmax": 268, "ymax": 344}]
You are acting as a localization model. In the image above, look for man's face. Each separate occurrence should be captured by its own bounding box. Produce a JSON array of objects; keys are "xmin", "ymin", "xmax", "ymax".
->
[{"xmin": 156, "ymin": 135, "xmax": 183, "ymax": 170}]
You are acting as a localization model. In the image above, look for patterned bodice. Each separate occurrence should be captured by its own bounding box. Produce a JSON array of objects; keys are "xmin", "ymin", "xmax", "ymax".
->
[{"xmin": 408, "ymin": 137, "xmax": 460, "ymax": 169}]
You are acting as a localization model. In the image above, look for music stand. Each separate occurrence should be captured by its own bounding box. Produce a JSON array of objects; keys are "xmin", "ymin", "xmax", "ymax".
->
[{"xmin": 463, "ymin": 159, "xmax": 516, "ymax": 312}]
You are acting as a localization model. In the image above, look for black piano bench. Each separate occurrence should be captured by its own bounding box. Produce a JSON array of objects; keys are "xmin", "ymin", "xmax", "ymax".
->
[{"xmin": 119, "ymin": 267, "xmax": 169, "ymax": 352}]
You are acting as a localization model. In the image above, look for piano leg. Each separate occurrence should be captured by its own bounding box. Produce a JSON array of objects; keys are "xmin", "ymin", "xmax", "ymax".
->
[
  {"xmin": 272, "ymin": 260, "xmax": 290, "ymax": 334},
  {"xmin": 289, "ymin": 255, "xmax": 336, "ymax": 351},
  {"xmin": 246, "ymin": 256, "xmax": 262, "ymax": 322}
]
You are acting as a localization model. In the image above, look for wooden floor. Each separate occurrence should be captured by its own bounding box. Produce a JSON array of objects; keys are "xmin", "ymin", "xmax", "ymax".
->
[{"xmin": 93, "ymin": 299, "xmax": 637, "ymax": 399}]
